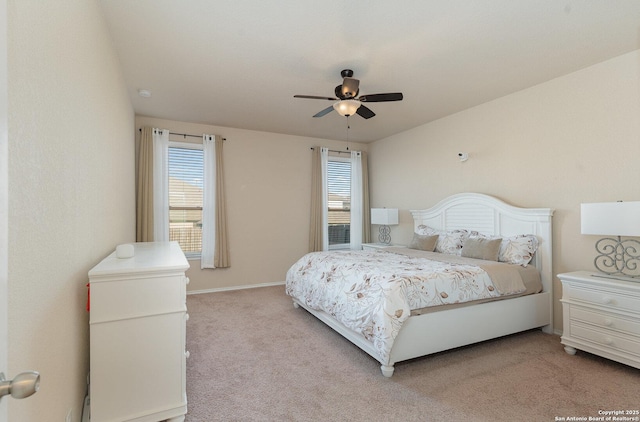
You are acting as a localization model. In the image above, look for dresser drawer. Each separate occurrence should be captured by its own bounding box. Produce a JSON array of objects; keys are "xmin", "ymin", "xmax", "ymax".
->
[
  {"xmin": 565, "ymin": 284, "xmax": 640, "ymax": 314},
  {"xmin": 90, "ymin": 312, "xmax": 186, "ymax": 420},
  {"xmin": 570, "ymin": 307, "xmax": 640, "ymax": 336},
  {"xmin": 570, "ymin": 322, "xmax": 640, "ymax": 357},
  {"xmin": 90, "ymin": 273, "xmax": 187, "ymax": 323}
]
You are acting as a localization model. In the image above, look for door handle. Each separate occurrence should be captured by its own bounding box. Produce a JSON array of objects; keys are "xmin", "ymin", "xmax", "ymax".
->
[{"xmin": 0, "ymin": 371, "xmax": 40, "ymax": 400}]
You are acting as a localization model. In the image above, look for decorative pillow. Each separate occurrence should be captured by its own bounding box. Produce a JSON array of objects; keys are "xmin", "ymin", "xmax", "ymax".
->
[
  {"xmin": 467, "ymin": 231, "xmax": 540, "ymax": 266},
  {"xmin": 415, "ymin": 225, "xmax": 468, "ymax": 255},
  {"xmin": 498, "ymin": 235, "xmax": 539, "ymax": 266},
  {"xmin": 461, "ymin": 237, "xmax": 502, "ymax": 261},
  {"xmin": 408, "ymin": 233, "xmax": 439, "ymax": 252}
]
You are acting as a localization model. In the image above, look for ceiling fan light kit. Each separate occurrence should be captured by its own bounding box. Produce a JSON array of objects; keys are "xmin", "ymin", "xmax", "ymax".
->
[
  {"xmin": 294, "ymin": 69, "xmax": 403, "ymax": 120},
  {"xmin": 333, "ymin": 99, "xmax": 361, "ymax": 117}
]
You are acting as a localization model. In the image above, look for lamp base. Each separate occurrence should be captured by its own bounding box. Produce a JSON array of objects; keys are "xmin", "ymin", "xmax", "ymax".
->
[
  {"xmin": 593, "ymin": 236, "xmax": 640, "ymax": 280},
  {"xmin": 378, "ymin": 225, "xmax": 391, "ymax": 244}
]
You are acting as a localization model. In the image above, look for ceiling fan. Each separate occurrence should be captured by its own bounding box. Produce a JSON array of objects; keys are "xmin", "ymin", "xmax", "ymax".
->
[{"xmin": 294, "ymin": 69, "xmax": 403, "ymax": 119}]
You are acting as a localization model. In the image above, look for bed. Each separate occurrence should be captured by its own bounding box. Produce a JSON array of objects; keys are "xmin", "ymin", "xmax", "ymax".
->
[{"xmin": 286, "ymin": 192, "xmax": 554, "ymax": 377}]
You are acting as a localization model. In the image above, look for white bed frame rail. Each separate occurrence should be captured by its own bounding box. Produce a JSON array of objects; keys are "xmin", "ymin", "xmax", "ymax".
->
[{"xmin": 294, "ymin": 192, "xmax": 554, "ymax": 377}]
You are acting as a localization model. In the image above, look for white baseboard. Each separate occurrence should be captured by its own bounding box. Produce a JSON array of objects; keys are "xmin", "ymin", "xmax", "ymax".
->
[{"xmin": 187, "ymin": 281, "xmax": 285, "ymax": 295}]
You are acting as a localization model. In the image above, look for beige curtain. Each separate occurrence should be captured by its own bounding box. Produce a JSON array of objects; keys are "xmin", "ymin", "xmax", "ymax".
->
[
  {"xmin": 361, "ymin": 151, "xmax": 371, "ymax": 244},
  {"xmin": 214, "ymin": 137, "xmax": 230, "ymax": 268},
  {"xmin": 136, "ymin": 127, "xmax": 154, "ymax": 242},
  {"xmin": 138, "ymin": 128, "xmax": 229, "ymax": 267},
  {"xmin": 308, "ymin": 147, "xmax": 324, "ymax": 252}
]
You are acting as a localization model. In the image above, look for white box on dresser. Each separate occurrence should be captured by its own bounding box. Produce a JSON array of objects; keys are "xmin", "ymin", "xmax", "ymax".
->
[
  {"xmin": 559, "ymin": 271, "xmax": 640, "ymax": 369},
  {"xmin": 89, "ymin": 241, "xmax": 190, "ymax": 422}
]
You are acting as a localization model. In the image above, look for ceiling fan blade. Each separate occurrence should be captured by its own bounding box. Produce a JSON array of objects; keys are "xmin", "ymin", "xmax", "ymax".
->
[
  {"xmin": 341, "ymin": 77, "xmax": 360, "ymax": 98},
  {"xmin": 294, "ymin": 95, "xmax": 337, "ymax": 101},
  {"xmin": 313, "ymin": 105, "xmax": 335, "ymax": 118},
  {"xmin": 356, "ymin": 105, "xmax": 375, "ymax": 119},
  {"xmin": 358, "ymin": 93, "xmax": 403, "ymax": 102}
]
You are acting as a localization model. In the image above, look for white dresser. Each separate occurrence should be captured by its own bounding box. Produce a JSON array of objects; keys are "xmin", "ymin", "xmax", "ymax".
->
[
  {"xmin": 89, "ymin": 242, "xmax": 190, "ymax": 422},
  {"xmin": 559, "ymin": 271, "xmax": 640, "ymax": 369}
]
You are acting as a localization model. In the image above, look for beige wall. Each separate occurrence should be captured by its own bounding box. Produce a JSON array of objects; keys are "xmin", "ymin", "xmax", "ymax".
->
[
  {"xmin": 8, "ymin": 1, "xmax": 134, "ymax": 421},
  {"xmin": 369, "ymin": 49, "xmax": 640, "ymax": 332},
  {"xmin": 135, "ymin": 116, "xmax": 367, "ymax": 292}
]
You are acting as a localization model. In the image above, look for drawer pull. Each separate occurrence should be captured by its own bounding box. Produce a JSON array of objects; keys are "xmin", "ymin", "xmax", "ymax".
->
[
  {"xmin": 185, "ymin": 277, "xmax": 190, "ymax": 285},
  {"xmin": 603, "ymin": 318, "xmax": 613, "ymax": 327},
  {"xmin": 603, "ymin": 337, "xmax": 614, "ymax": 345},
  {"xmin": 185, "ymin": 351, "xmax": 190, "ymax": 359},
  {"xmin": 602, "ymin": 296, "xmax": 613, "ymax": 305},
  {"xmin": 185, "ymin": 313, "xmax": 190, "ymax": 321}
]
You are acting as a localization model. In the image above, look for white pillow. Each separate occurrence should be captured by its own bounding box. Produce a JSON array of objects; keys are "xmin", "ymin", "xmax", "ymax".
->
[
  {"xmin": 467, "ymin": 231, "xmax": 539, "ymax": 266},
  {"xmin": 498, "ymin": 235, "xmax": 539, "ymax": 266},
  {"xmin": 415, "ymin": 225, "xmax": 468, "ymax": 255}
]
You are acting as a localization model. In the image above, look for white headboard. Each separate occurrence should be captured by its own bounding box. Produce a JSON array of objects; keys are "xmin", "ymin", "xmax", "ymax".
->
[{"xmin": 410, "ymin": 193, "xmax": 554, "ymax": 294}]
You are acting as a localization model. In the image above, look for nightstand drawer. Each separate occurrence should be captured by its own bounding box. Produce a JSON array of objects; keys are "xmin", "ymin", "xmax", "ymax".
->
[
  {"xmin": 571, "ymin": 322, "xmax": 640, "ymax": 356},
  {"xmin": 566, "ymin": 284, "xmax": 640, "ymax": 314},
  {"xmin": 571, "ymin": 307, "xmax": 640, "ymax": 336}
]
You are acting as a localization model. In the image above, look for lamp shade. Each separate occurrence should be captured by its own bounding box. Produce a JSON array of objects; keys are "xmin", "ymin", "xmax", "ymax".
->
[
  {"xmin": 371, "ymin": 208, "xmax": 398, "ymax": 225},
  {"xmin": 581, "ymin": 201, "xmax": 640, "ymax": 236},
  {"xmin": 333, "ymin": 99, "xmax": 361, "ymax": 117}
]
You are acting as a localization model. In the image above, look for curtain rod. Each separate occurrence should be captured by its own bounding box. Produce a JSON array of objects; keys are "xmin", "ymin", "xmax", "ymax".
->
[
  {"xmin": 138, "ymin": 128, "xmax": 226, "ymax": 141},
  {"xmin": 310, "ymin": 147, "xmax": 351, "ymax": 154}
]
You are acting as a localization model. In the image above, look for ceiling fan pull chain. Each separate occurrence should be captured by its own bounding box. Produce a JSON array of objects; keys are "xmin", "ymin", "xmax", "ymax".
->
[{"xmin": 346, "ymin": 116, "xmax": 350, "ymax": 151}]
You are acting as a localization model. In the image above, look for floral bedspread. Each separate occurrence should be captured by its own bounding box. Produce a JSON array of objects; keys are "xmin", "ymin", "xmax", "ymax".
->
[{"xmin": 285, "ymin": 249, "xmax": 526, "ymax": 364}]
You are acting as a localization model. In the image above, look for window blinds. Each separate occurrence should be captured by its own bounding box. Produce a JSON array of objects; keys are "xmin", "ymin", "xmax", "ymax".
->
[
  {"xmin": 168, "ymin": 146, "xmax": 204, "ymax": 254},
  {"xmin": 327, "ymin": 159, "xmax": 351, "ymax": 245}
]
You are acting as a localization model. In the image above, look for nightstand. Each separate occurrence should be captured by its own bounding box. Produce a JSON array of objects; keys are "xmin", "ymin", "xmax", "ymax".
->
[
  {"xmin": 558, "ymin": 271, "xmax": 640, "ymax": 369},
  {"xmin": 362, "ymin": 243, "xmax": 403, "ymax": 251}
]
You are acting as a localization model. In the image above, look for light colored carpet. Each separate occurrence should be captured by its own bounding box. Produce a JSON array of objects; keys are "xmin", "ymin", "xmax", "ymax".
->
[{"xmin": 185, "ymin": 286, "xmax": 640, "ymax": 422}]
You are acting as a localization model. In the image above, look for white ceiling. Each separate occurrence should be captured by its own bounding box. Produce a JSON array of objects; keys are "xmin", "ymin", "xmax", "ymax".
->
[{"xmin": 99, "ymin": 0, "xmax": 640, "ymax": 143}]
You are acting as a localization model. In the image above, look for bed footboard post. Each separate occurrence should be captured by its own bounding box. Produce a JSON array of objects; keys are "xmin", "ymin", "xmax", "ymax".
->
[{"xmin": 380, "ymin": 364, "xmax": 395, "ymax": 377}]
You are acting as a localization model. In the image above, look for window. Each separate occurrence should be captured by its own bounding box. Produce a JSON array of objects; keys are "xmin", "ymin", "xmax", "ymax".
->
[
  {"xmin": 327, "ymin": 157, "xmax": 351, "ymax": 248},
  {"xmin": 168, "ymin": 143, "xmax": 204, "ymax": 257}
]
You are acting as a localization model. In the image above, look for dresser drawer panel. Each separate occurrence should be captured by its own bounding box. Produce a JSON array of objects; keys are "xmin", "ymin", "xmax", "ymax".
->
[
  {"xmin": 90, "ymin": 274, "xmax": 186, "ymax": 322},
  {"xmin": 566, "ymin": 285, "xmax": 640, "ymax": 314},
  {"xmin": 571, "ymin": 307, "xmax": 640, "ymax": 336},
  {"xmin": 571, "ymin": 323, "xmax": 640, "ymax": 356},
  {"xmin": 90, "ymin": 312, "xmax": 186, "ymax": 421}
]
